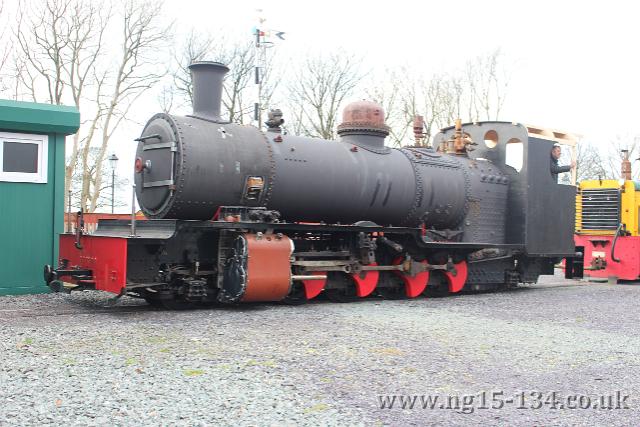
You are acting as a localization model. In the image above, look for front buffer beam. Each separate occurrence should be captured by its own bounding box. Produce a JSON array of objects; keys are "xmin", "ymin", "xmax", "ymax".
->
[{"xmin": 45, "ymin": 234, "xmax": 128, "ymax": 294}]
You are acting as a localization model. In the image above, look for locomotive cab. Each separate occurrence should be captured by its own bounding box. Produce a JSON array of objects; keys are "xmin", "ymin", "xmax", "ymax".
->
[{"xmin": 434, "ymin": 122, "xmax": 576, "ymax": 256}]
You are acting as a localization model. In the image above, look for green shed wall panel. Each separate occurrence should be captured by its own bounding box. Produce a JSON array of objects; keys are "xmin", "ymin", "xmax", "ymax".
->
[
  {"xmin": 0, "ymin": 100, "xmax": 78, "ymax": 295},
  {"xmin": 53, "ymin": 134, "xmax": 65, "ymax": 268},
  {"xmin": 0, "ymin": 133, "xmax": 63, "ymax": 294}
]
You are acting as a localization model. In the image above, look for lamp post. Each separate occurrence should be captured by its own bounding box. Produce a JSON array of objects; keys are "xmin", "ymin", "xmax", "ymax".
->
[{"xmin": 108, "ymin": 153, "xmax": 119, "ymax": 213}]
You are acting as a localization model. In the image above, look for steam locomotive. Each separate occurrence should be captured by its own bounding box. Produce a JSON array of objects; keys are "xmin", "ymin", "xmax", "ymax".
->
[{"xmin": 44, "ymin": 61, "xmax": 576, "ymax": 308}]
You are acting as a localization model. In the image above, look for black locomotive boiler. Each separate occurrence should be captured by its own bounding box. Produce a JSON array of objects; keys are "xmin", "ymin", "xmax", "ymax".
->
[{"xmin": 45, "ymin": 61, "xmax": 576, "ymax": 308}]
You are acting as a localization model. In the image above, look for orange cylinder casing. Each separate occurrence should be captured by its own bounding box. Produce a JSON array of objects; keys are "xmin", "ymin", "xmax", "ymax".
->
[{"xmin": 241, "ymin": 233, "xmax": 293, "ymax": 302}]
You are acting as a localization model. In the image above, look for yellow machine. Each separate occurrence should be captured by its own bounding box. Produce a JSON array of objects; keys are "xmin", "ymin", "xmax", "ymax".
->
[
  {"xmin": 576, "ymin": 180, "xmax": 640, "ymax": 236},
  {"xmin": 571, "ymin": 151, "xmax": 640, "ymax": 281}
]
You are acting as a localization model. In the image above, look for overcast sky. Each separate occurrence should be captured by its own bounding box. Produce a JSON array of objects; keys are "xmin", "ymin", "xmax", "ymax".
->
[
  {"xmin": 8, "ymin": 0, "xmax": 633, "ymax": 210},
  {"xmin": 158, "ymin": 0, "xmax": 640, "ymax": 140},
  {"xmin": 106, "ymin": 0, "xmax": 640, "ymax": 210}
]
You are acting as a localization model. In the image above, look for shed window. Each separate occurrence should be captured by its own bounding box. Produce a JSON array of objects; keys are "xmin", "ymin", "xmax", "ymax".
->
[{"xmin": 0, "ymin": 132, "xmax": 47, "ymax": 183}]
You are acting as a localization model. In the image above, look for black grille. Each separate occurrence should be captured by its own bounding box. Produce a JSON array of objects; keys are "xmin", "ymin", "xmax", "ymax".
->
[{"xmin": 578, "ymin": 188, "xmax": 620, "ymax": 231}]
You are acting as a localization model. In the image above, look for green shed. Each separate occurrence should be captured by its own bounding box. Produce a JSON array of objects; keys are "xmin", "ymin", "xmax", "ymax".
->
[{"xmin": 0, "ymin": 99, "xmax": 79, "ymax": 295}]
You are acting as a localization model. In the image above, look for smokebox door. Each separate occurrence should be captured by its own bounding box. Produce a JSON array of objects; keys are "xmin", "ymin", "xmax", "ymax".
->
[{"xmin": 134, "ymin": 118, "xmax": 178, "ymax": 213}]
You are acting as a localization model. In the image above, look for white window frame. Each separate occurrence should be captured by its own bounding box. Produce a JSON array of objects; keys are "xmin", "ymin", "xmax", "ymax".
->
[{"xmin": 0, "ymin": 131, "xmax": 48, "ymax": 184}]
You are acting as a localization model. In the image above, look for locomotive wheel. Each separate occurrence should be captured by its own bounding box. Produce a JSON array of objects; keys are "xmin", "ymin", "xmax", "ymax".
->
[
  {"xmin": 324, "ymin": 272, "xmax": 359, "ymax": 303},
  {"xmin": 377, "ymin": 286, "xmax": 407, "ymax": 300},
  {"xmin": 48, "ymin": 280, "xmax": 64, "ymax": 293},
  {"xmin": 377, "ymin": 272, "xmax": 407, "ymax": 300},
  {"xmin": 144, "ymin": 297, "xmax": 164, "ymax": 308},
  {"xmin": 145, "ymin": 296, "xmax": 196, "ymax": 310},
  {"xmin": 281, "ymin": 284, "xmax": 308, "ymax": 305},
  {"xmin": 324, "ymin": 287, "xmax": 359, "ymax": 303},
  {"xmin": 423, "ymin": 271, "xmax": 449, "ymax": 297},
  {"xmin": 159, "ymin": 298, "xmax": 196, "ymax": 310},
  {"xmin": 424, "ymin": 286, "xmax": 449, "ymax": 298}
]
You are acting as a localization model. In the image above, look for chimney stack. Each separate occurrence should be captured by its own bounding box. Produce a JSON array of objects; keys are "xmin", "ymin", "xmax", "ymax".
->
[
  {"xmin": 189, "ymin": 61, "xmax": 229, "ymax": 122},
  {"xmin": 622, "ymin": 149, "xmax": 632, "ymax": 181},
  {"xmin": 413, "ymin": 115, "xmax": 425, "ymax": 146}
]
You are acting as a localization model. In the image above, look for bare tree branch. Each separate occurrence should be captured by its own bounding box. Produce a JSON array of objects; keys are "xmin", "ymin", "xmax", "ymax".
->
[
  {"xmin": 13, "ymin": 0, "xmax": 171, "ymax": 212},
  {"xmin": 365, "ymin": 67, "xmax": 411, "ymax": 147},
  {"xmin": 287, "ymin": 50, "xmax": 364, "ymax": 140},
  {"xmin": 465, "ymin": 48, "xmax": 510, "ymax": 121},
  {"xmin": 575, "ymin": 142, "xmax": 607, "ymax": 181},
  {"xmin": 167, "ymin": 32, "xmax": 277, "ymax": 125},
  {"xmin": 88, "ymin": 0, "xmax": 171, "ymax": 211}
]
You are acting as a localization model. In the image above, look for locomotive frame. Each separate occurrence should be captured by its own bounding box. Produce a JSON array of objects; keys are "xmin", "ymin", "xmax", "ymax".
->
[{"xmin": 44, "ymin": 61, "xmax": 577, "ymax": 308}]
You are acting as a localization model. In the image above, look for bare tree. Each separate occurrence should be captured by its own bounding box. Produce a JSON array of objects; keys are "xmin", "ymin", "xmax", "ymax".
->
[
  {"xmin": 413, "ymin": 73, "xmax": 464, "ymax": 143},
  {"xmin": 168, "ymin": 32, "xmax": 279, "ymax": 125},
  {"xmin": 14, "ymin": 0, "xmax": 70, "ymax": 104},
  {"xmin": 439, "ymin": 76, "xmax": 465, "ymax": 127},
  {"xmin": 221, "ymin": 41, "xmax": 256, "ymax": 124},
  {"xmin": 378, "ymin": 51, "xmax": 508, "ymax": 146},
  {"xmin": 365, "ymin": 67, "xmax": 412, "ymax": 147},
  {"xmin": 416, "ymin": 78, "xmax": 443, "ymax": 142},
  {"xmin": 287, "ymin": 51, "xmax": 364, "ymax": 140},
  {"xmin": 169, "ymin": 30, "xmax": 215, "ymax": 109},
  {"xmin": 575, "ymin": 142, "xmax": 607, "ymax": 181},
  {"xmin": 377, "ymin": 71, "xmax": 464, "ymax": 147},
  {"xmin": 370, "ymin": 51, "xmax": 509, "ymax": 148},
  {"xmin": 164, "ymin": 42, "xmax": 506, "ymax": 147},
  {"xmin": 157, "ymin": 83, "xmax": 174, "ymax": 113},
  {"xmin": 68, "ymin": 147, "xmax": 129, "ymax": 211},
  {"xmin": 14, "ymin": 0, "xmax": 105, "ymax": 202},
  {"xmin": 465, "ymin": 48, "xmax": 510, "ymax": 121},
  {"xmin": 601, "ymin": 135, "xmax": 640, "ymax": 180},
  {"xmin": 13, "ymin": 0, "xmax": 170, "ymax": 212},
  {"xmin": 87, "ymin": 0, "xmax": 170, "ymax": 211},
  {"xmin": 572, "ymin": 135, "xmax": 640, "ymax": 182},
  {"xmin": 0, "ymin": 0, "xmax": 12, "ymax": 93}
]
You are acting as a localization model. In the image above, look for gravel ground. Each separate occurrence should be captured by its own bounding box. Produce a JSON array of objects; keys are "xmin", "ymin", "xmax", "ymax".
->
[{"xmin": 2, "ymin": 273, "xmax": 640, "ymax": 426}]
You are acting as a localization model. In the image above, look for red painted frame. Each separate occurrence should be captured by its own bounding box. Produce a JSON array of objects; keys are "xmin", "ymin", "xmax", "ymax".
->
[
  {"xmin": 575, "ymin": 235, "xmax": 640, "ymax": 281},
  {"xmin": 58, "ymin": 234, "xmax": 128, "ymax": 294}
]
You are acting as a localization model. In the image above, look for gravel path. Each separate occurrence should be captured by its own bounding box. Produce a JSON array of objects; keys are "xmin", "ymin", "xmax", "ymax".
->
[{"xmin": 2, "ymin": 275, "xmax": 640, "ymax": 426}]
